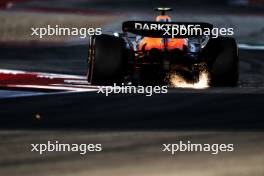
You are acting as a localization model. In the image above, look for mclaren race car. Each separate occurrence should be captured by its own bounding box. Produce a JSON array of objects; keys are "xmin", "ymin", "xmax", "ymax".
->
[{"xmin": 87, "ymin": 8, "xmax": 239, "ymax": 87}]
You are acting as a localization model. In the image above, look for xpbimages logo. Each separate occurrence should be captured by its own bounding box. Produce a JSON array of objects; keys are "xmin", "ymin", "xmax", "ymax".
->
[
  {"xmin": 162, "ymin": 141, "xmax": 234, "ymax": 155},
  {"xmin": 134, "ymin": 22, "xmax": 234, "ymax": 38},
  {"xmin": 31, "ymin": 25, "xmax": 102, "ymax": 39},
  {"xmin": 31, "ymin": 141, "xmax": 102, "ymax": 155},
  {"xmin": 97, "ymin": 83, "xmax": 168, "ymax": 96}
]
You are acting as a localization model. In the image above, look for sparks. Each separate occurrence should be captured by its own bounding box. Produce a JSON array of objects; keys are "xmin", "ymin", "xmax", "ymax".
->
[{"xmin": 170, "ymin": 71, "xmax": 209, "ymax": 89}]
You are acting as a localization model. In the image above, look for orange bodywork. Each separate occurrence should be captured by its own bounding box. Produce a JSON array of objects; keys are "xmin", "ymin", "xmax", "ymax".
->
[
  {"xmin": 138, "ymin": 14, "xmax": 187, "ymax": 51},
  {"xmin": 156, "ymin": 15, "xmax": 171, "ymax": 22},
  {"xmin": 138, "ymin": 37, "xmax": 187, "ymax": 51}
]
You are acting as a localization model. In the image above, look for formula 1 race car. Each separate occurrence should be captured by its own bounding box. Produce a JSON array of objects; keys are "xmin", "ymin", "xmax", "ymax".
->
[{"xmin": 87, "ymin": 8, "xmax": 239, "ymax": 87}]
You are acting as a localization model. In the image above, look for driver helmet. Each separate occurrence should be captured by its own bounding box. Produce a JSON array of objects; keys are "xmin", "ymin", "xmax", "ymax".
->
[{"xmin": 156, "ymin": 15, "xmax": 171, "ymax": 22}]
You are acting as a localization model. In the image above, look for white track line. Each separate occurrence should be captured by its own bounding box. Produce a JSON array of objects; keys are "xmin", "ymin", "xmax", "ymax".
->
[
  {"xmin": 4, "ymin": 85, "xmax": 97, "ymax": 92},
  {"xmin": 0, "ymin": 69, "xmax": 85, "ymax": 79},
  {"xmin": 238, "ymin": 44, "xmax": 264, "ymax": 50}
]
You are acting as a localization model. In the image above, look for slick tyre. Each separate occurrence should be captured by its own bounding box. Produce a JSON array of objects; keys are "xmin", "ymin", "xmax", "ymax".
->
[
  {"xmin": 207, "ymin": 37, "xmax": 239, "ymax": 87},
  {"xmin": 87, "ymin": 34, "xmax": 126, "ymax": 85}
]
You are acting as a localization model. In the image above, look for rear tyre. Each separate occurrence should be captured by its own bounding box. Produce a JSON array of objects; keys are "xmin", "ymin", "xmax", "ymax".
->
[
  {"xmin": 206, "ymin": 37, "xmax": 239, "ymax": 87},
  {"xmin": 87, "ymin": 34, "xmax": 126, "ymax": 85}
]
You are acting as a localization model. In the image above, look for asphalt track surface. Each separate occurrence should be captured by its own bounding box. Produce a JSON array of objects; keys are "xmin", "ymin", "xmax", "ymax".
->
[
  {"xmin": 1, "ymin": 2, "xmax": 264, "ymax": 175},
  {"xmin": 1, "ymin": 131, "xmax": 264, "ymax": 176},
  {"xmin": 0, "ymin": 45, "xmax": 263, "ymax": 129},
  {"xmin": 0, "ymin": 36, "xmax": 264, "ymax": 176},
  {"xmin": 0, "ymin": 46, "xmax": 264, "ymax": 176},
  {"xmin": 0, "ymin": 45, "xmax": 263, "ymax": 176}
]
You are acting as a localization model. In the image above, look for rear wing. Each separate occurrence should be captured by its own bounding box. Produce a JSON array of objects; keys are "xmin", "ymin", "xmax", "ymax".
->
[{"xmin": 122, "ymin": 21, "xmax": 213, "ymax": 38}]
